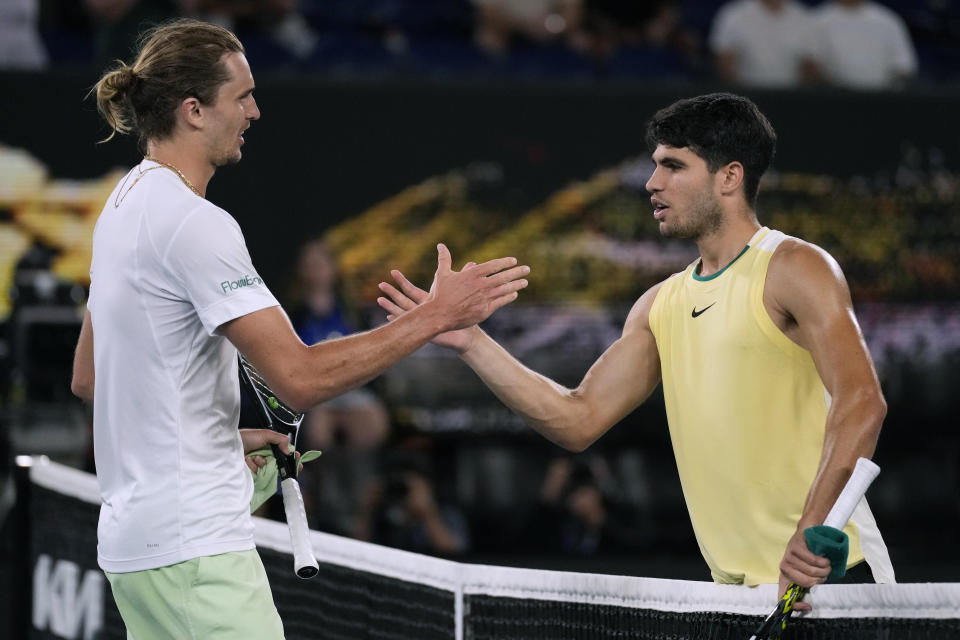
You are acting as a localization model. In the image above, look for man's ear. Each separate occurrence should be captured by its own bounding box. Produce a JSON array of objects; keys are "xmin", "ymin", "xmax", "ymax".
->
[
  {"xmin": 179, "ymin": 96, "xmax": 203, "ymax": 130},
  {"xmin": 718, "ymin": 161, "xmax": 745, "ymax": 196}
]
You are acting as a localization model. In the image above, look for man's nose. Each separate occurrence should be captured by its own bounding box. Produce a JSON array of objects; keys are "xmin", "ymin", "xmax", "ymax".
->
[{"xmin": 645, "ymin": 168, "xmax": 662, "ymax": 192}]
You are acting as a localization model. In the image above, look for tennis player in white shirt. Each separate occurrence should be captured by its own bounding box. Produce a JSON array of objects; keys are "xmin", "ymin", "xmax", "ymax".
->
[{"xmin": 71, "ymin": 19, "xmax": 529, "ymax": 639}]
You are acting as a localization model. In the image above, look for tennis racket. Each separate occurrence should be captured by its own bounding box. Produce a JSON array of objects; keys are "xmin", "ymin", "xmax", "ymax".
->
[
  {"xmin": 749, "ymin": 457, "xmax": 881, "ymax": 640},
  {"xmin": 238, "ymin": 353, "xmax": 319, "ymax": 579}
]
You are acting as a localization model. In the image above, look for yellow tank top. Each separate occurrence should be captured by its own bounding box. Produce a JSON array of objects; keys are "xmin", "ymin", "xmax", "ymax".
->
[{"xmin": 648, "ymin": 227, "xmax": 864, "ymax": 585}]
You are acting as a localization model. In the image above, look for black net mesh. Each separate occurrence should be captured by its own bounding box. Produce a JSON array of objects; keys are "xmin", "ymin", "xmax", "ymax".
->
[
  {"xmin": 28, "ymin": 479, "xmax": 454, "ymax": 640},
  {"xmin": 260, "ymin": 548, "xmax": 454, "ymax": 640},
  {"xmin": 465, "ymin": 595, "xmax": 960, "ymax": 640}
]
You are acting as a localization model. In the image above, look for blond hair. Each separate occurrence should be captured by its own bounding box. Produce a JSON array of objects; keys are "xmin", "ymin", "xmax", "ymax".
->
[{"xmin": 93, "ymin": 19, "xmax": 244, "ymax": 150}]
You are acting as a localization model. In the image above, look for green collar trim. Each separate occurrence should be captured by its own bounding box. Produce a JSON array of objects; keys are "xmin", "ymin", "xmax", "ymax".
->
[{"xmin": 692, "ymin": 244, "xmax": 751, "ymax": 282}]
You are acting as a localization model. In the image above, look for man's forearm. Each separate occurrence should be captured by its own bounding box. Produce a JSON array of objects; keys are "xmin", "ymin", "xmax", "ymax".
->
[
  {"xmin": 799, "ymin": 388, "xmax": 885, "ymax": 528},
  {"xmin": 285, "ymin": 301, "xmax": 447, "ymax": 410},
  {"xmin": 459, "ymin": 330, "xmax": 594, "ymax": 451},
  {"xmin": 233, "ymin": 247, "xmax": 530, "ymax": 412}
]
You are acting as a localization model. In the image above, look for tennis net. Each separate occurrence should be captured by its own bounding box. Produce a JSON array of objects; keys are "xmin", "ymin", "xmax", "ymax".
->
[{"xmin": 15, "ymin": 458, "xmax": 960, "ymax": 640}]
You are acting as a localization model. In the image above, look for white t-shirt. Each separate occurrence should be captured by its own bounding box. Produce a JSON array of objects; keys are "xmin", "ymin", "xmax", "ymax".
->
[
  {"xmin": 812, "ymin": 1, "xmax": 917, "ymax": 89},
  {"xmin": 0, "ymin": 0, "xmax": 47, "ymax": 70},
  {"xmin": 709, "ymin": 0, "xmax": 818, "ymax": 87},
  {"xmin": 89, "ymin": 159, "xmax": 279, "ymax": 573}
]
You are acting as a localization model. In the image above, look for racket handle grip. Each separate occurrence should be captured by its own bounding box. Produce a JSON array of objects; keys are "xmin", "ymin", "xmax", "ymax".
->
[
  {"xmin": 823, "ymin": 457, "xmax": 880, "ymax": 530},
  {"xmin": 280, "ymin": 477, "xmax": 319, "ymax": 579}
]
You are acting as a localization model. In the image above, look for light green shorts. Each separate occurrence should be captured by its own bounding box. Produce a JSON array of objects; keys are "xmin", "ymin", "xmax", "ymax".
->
[{"xmin": 105, "ymin": 549, "xmax": 284, "ymax": 640}]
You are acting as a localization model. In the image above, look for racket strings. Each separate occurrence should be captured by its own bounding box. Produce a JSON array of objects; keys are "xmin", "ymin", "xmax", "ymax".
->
[{"xmin": 239, "ymin": 356, "xmax": 305, "ymax": 428}]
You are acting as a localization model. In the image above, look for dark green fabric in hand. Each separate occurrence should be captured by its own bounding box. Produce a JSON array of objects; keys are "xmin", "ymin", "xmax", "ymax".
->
[{"xmin": 804, "ymin": 525, "xmax": 849, "ymax": 579}]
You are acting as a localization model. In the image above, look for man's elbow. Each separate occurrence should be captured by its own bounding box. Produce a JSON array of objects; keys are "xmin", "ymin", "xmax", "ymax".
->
[
  {"xmin": 544, "ymin": 394, "xmax": 605, "ymax": 452},
  {"xmin": 269, "ymin": 373, "xmax": 324, "ymax": 414},
  {"xmin": 549, "ymin": 421, "xmax": 600, "ymax": 453},
  {"xmin": 71, "ymin": 377, "xmax": 94, "ymax": 403},
  {"xmin": 283, "ymin": 393, "xmax": 313, "ymax": 415},
  {"xmin": 854, "ymin": 387, "xmax": 887, "ymax": 448},
  {"xmin": 868, "ymin": 390, "xmax": 888, "ymax": 431},
  {"xmin": 560, "ymin": 436, "xmax": 594, "ymax": 454},
  {"xmin": 269, "ymin": 380, "xmax": 312, "ymax": 415}
]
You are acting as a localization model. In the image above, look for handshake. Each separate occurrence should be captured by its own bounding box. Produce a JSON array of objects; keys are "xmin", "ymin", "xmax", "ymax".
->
[{"xmin": 376, "ymin": 242, "xmax": 530, "ymax": 354}]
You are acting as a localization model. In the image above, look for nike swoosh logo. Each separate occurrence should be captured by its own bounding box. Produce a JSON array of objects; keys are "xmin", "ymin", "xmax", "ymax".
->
[{"xmin": 691, "ymin": 302, "xmax": 716, "ymax": 318}]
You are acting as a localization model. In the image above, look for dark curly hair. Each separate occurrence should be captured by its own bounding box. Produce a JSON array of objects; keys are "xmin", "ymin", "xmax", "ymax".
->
[{"xmin": 645, "ymin": 93, "xmax": 777, "ymax": 207}]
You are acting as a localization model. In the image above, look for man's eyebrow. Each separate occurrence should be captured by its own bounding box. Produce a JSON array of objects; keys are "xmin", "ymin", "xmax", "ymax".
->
[{"xmin": 654, "ymin": 155, "xmax": 686, "ymax": 167}]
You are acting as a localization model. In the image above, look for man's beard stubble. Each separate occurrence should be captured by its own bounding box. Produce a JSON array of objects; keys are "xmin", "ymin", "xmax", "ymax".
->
[
  {"xmin": 659, "ymin": 191, "xmax": 724, "ymax": 241},
  {"xmin": 213, "ymin": 150, "xmax": 242, "ymax": 168}
]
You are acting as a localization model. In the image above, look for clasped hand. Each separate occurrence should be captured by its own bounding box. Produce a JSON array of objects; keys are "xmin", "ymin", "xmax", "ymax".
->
[{"xmin": 378, "ymin": 243, "xmax": 529, "ymax": 351}]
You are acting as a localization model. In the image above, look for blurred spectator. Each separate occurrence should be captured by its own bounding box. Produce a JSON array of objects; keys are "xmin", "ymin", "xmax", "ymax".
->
[
  {"xmin": 709, "ymin": 0, "xmax": 819, "ymax": 88},
  {"xmin": 811, "ymin": 0, "xmax": 917, "ymax": 89},
  {"xmin": 83, "ymin": 0, "xmax": 177, "ymax": 65},
  {"xmin": 577, "ymin": 0, "xmax": 699, "ymax": 64},
  {"xmin": 631, "ymin": 0, "xmax": 698, "ymax": 54},
  {"xmin": 529, "ymin": 455, "xmax": 638, "ymax": 555},
  {"xmin": 288, "ymin": 239, "xmax": 389, "ymax": 533},
  {"xmin": 0, "ymin": 0, "xmax": 48, "ymax": 70},
  {"xmin": 289, "ymin": 239, "xmax": 390, "ymax": 451},
  {"xmin": 354, "ymin": 445, "xmax": 470, "ymax": 556},
  {"xmin": 183, "ymin": 0, "xmax": 318, "ymax": 60},
  {"xmin": 472, "ymin": 0, "xmax": 583, "ymax": 56}
]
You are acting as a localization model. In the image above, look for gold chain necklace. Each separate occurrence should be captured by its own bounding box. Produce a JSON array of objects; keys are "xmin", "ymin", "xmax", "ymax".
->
[
  {"xmin": 144, "ymin": 156, "xmax": 203, "ymax": 197},
  {"xmin": 114, "ymin": 158, "xmax": 204, "ymax": 207}
]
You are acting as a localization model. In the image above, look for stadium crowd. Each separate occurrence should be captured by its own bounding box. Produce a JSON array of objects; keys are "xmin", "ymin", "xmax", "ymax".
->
[{"xmin": 4, "ymin": 0, "xmax": 958, "ymax": 86}]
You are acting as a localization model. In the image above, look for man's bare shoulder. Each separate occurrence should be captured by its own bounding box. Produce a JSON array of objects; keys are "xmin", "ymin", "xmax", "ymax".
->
[
  {"xmin": 770, "ymin": 235, "xmax": 842, "ymax": 268},
  {"xmin": 767, "ymin": 236, "xmax": 851, "ymax": 314}
]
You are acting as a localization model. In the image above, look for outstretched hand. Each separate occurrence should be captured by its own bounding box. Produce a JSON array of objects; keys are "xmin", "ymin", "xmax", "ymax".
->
[
  {"xmin": 378, "ymin": 267, "xmax": 477, "ymax": 352},
  {"xmin": 378, "ymin": 244, "xmax": 528, "ymax": 352}
]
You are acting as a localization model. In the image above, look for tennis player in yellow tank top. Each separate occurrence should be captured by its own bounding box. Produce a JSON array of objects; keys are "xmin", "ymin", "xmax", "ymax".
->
[{"xmin": 378, "ymin": 93, "xmax": 895, "ymax": 606}]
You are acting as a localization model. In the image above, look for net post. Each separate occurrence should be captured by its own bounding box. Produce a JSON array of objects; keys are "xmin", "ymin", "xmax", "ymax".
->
[
  {"xmin": 454, "ymin": 580, "xmax": 464, "ymax": 640},
  {"xmin": 9, "ymin": 456, "xmax": 34, "ymax": 640}
]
